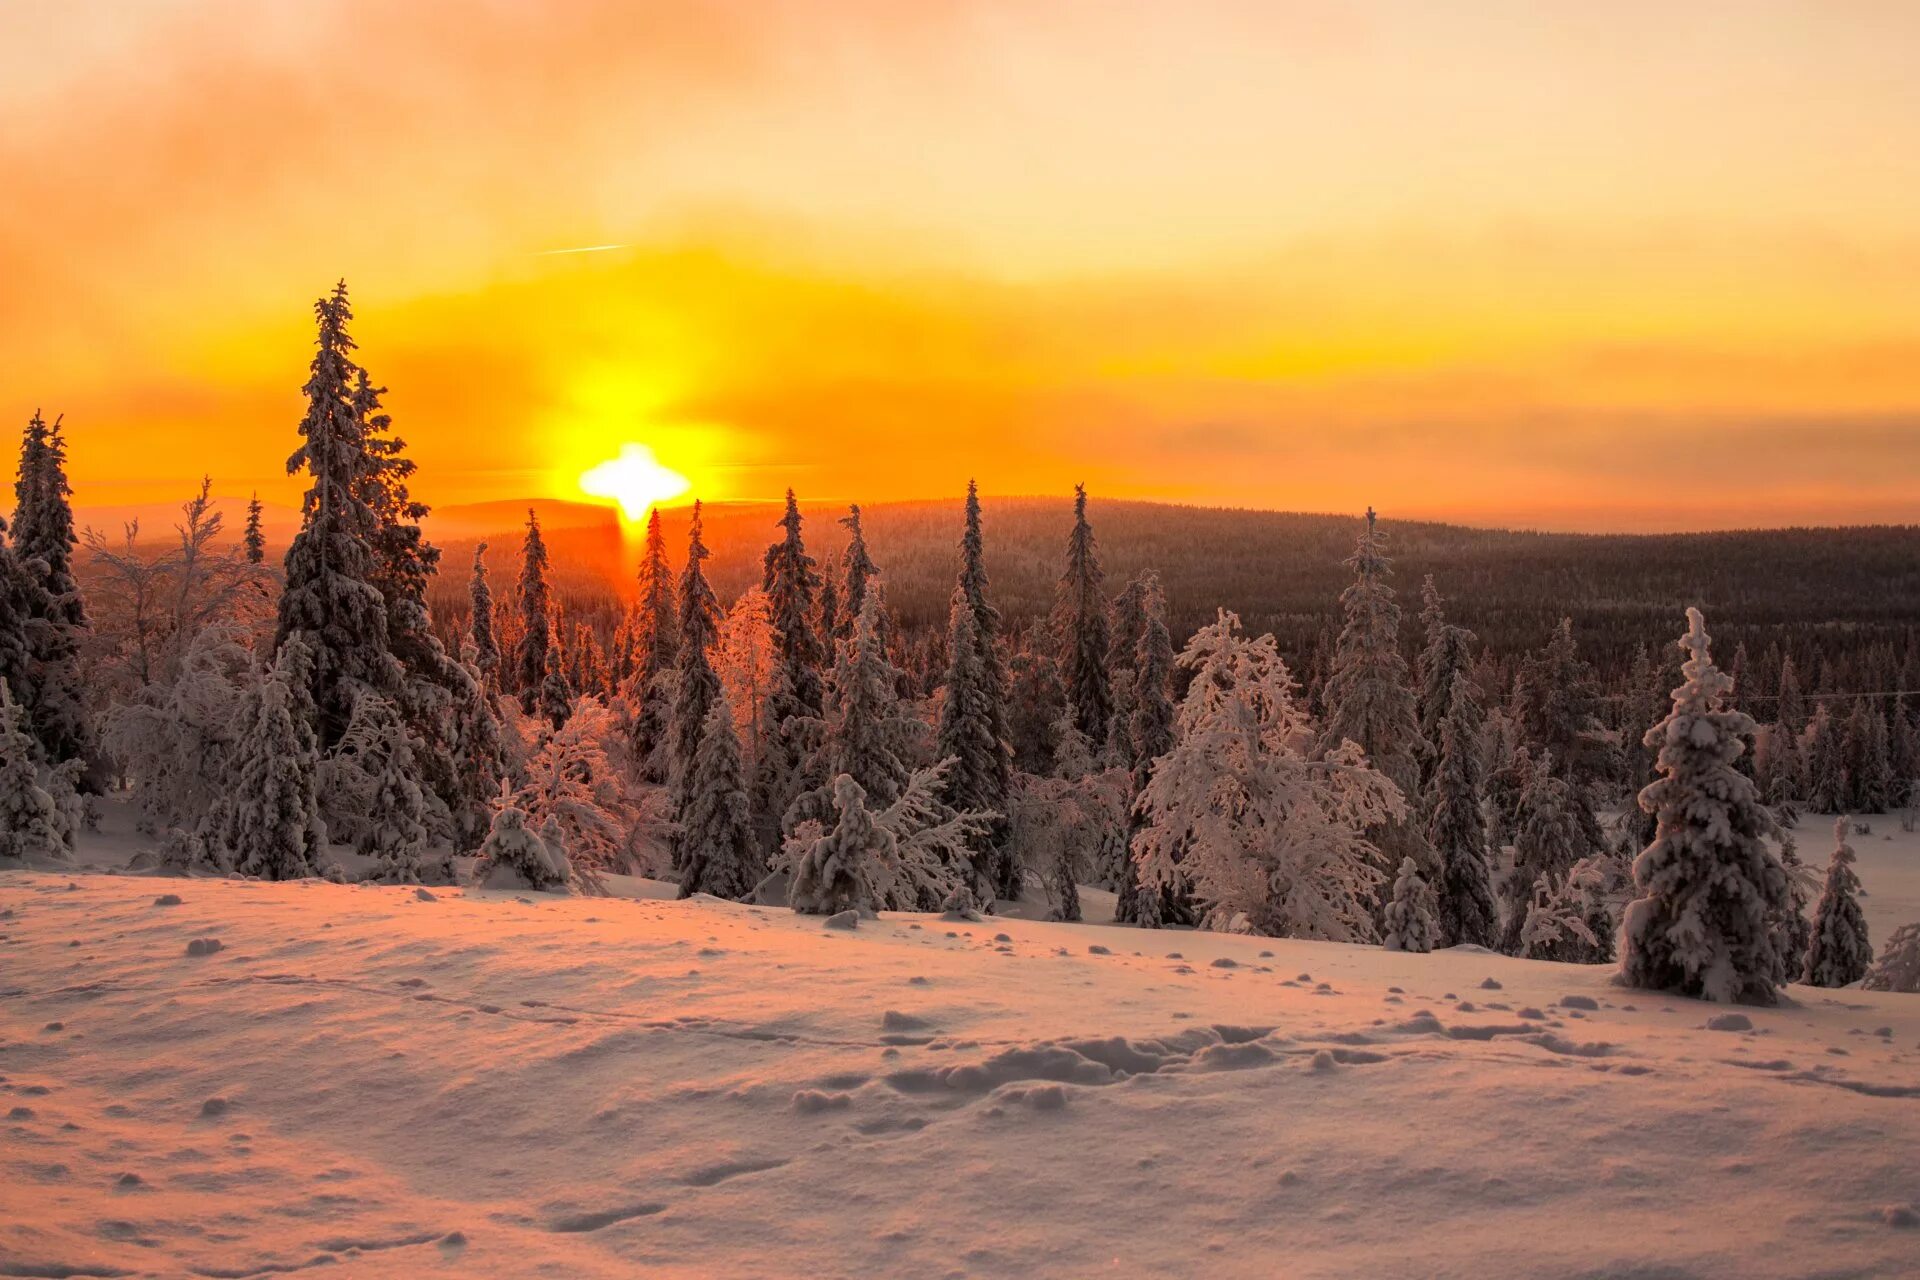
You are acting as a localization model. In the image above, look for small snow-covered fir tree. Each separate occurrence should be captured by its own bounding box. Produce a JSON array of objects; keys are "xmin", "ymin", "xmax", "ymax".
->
[
  {"xmin": 1518, "ymin": 866, "xmax": 1603, "ymax": 962},
  {"xmin": 1059, "ymin": 484, "xmax": 1112, "ymax": 747},
  {"xmin": 755, "ymin": 490, "xmax": 826, "ymax": 854},
  {"xmin": 329, "ymin": 692, "xmax": 439, "ymax": 884},
  {"xmin": 834, "ymin": 504, "xmax": 881, "ymax": 645},
  {"xmin": 1617, "ymin": 608, "xmax": 1790, "ymax": 1005},
  {"xmin": 1131, "ymin": 610, "xmax": 1405, "ymax": 941},
  {"xmin": 513, "ymin": 508, "xmax": 570, "ymax": 723},
  {"xmin": 473, "ymin": 797, "xmax": 571, "ymax": 892},
  {"xmin": 678, "ymin": 691, "xmax": 762, "ymax": 901},
  {"xmin": 1427, "ymin": 670, "xmax": 1499, "ymax": 948},
  {"xmin": 1803, "ymin": 816, "xmax": 1872, "ymax": 988},
  {"xmin": 1769, "ymin": 827, "xmax": 1816, "ymax": 982},
  {"xmin": 226, "ymin": 640, "xmax": 328, "ymax": 881},
  {"xmin": 786, "ymin": 583, "xmax": 917, "ymax": 833},
  {"xmin": 1803, "ymin": 704, "xmax": 1847, "ymax": 815},
  {"xmin": 508, "ymin": 696, "xmax": 632, "ymax": 886},
  {"xmin": 1862, "ymin": 922, "xmax": 1920, "ymax": 993},
  {"xmin": 467, "ymin": 542, "xmax": 500, "ymax": 689},
  {"xmin": 669, "ymin": 501, "xmax": 724, "ymax": 869},
  {"xmin": 243, "ymin": 492, "xmax": 266, "ymax": 564},
  {"xmin": 0, "ymin": 683, "xmax": 69, "ymax": 863},
  {"xmin": 1115, "ymin": 573, "xmax": 1184, "ymax": 926},
  {"xmin": 626, "ymin": 506, "xmax": 678, "ymax": 779},
  {"xmin": 938, "ymin": 481, "xmax": 1015, "ymax": 899},
  {"xmin": 1382, "ymin": 858, "xmax": 1439, "ymax": 953},
  {"xmin": 790, "ymin": 774, "xmax": 891, "ymax": 915},
  {"xmin": 1500, "ymin": 763, "xmax": 1593, "ymax": 954}
]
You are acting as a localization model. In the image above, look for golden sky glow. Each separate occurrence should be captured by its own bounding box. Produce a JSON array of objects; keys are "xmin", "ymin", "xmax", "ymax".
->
[{"xmin": 3, "ymin": 0, "xmax": 1919, "ymax": 531}]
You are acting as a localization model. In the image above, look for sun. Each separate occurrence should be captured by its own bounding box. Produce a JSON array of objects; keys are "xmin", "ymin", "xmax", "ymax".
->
[{"xmin": 578, "ymin": 443, "xmax": 692, "ymax": 523}]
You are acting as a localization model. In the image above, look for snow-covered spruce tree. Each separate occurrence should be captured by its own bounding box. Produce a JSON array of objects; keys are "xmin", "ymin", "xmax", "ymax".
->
[
  {"xmin": 243, "ymin": 492, "xmax": 266, "ymax": 564},
  {"xmin": 1132, "ymin": 610, "xmax": 1405, "ymax": 941},
  {"xmin": 1319, "ymin": 508, "xmax": 1428, "ymax": 900},
  {"xmin": 936, "ymin": 586, "xmax": 1011, "ymax": 898},
  {"xmin": 1106, "ymin": 571, "xmax": 1152, "ymax": 765},
  {"xmin": 512, "ymin": 508, "xmax": 570, "ymax": 725},
  {"xmin": 1115, "ymin": 572, "xmax": 1183, "ymax": 925},
  {"xmin": 937, "ymin": 483, "xmax": 1015, "ymax": 898},
  {"xmin": 1427, "ymin": 670, "xmax": 1499, "ymax": 948},
  {"xmin": 329, "ymin": 691, "xmax": 439, "ymax": 884},
  {"xmin": 1499, "ymin": 762, "xmax": 1596, "ymax": 954},
  {"xmin": 1775, "ymin": 655, "xmax": 1806, "ymax": 739},
  {"xmin": 790, "ymin": 773, "xmax": 890, "ymax": 915},
  {"xmin": 669, "ymin": 501, "xmax": 724, "ymax": 870},
  {"xmin": 1060, "ymin": 484, "xmax": 1112, "ymax": 748},
  {"xmin": 678, "ymin": 691, "xmax": 762, "ymax": 900},
  {"xmin": 274, "ymin": 282, "xmax": 403, "ymax": 749},
  {"xmin": 1617, "ymin": 608, "xmax": 1789, "ymax": 1005},
  {"xmin": 1802, "ymin": 703, "xmax": 1847, "ymax": 814},
  {"xmin": 351, "ymin": 367, "xmax": 498, "ymax": 846},
  {"xmin": 225, "ymin": 639, "xmax": 328, "ymax": 881},
  {"xmin": 714, "ymin": 587, "xmax": 775, "ymax": 768},
  {"xmin": 1414, "ymin": 578, "xmax": 1478, "ymax": 791},
  {"xmin": 834, "ymin": 504, "xmax": 881, "ymax": 645},
  {"xmin": 1863, "ymin": 922, "xmax": 1920, "ymax": 993},
  {"xmin": 755, "ymin": 490, "xmax": 826, "ymax": 853},
  {"xmin": 1844, "ymin": 697, "xmax": 1894, "ymax": 813},
  {"xmin": 0, "ymin": 683, "xmax": 70, "ymax": 863},
  {"xmin": 1803, "ymin": 816, "xmax": 1872, "ymax": 988},
  {"xmin": 1511, "ymin": 617, "xmax": 1612, "ymax": 785},
  {"xmin": 10, "ymin": 411, "xmax": 96, "ymax": 776},
  {"xmin": 473, "ymin": 797, "xmax": 571, "ymax": 892},
  {"xmin": 1006, "ymin": 621, "xmax": 1068, "ymax": 776},
  {"xmin": 1769, "ymin": 827, "xmax": 1816, "ymax": 980},
  {"xmin": 467, "ymin": 542, "xmax": 500, "ymax": 689},
  {"xmin": 786, "ymin": 583, "xmax": 916, "ymax": 833},
  {"xmin": 1382, "ymin": 857, "xmax": 1439, "ymax": 953},
  {"xmin": 625, "ymin": 506, "xmax": 679, "ymax": 779}
]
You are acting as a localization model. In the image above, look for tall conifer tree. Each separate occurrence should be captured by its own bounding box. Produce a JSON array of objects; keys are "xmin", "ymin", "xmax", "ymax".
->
[
  {"xmin": 1060, "ymin": 484, "xmax": 1112, "ymax": 746},
  {"xmin": 669, "ymin": 501, "xmax": 724, "ymax": 868}
]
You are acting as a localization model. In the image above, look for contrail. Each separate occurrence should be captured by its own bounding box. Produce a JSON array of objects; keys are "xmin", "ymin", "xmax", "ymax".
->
[{"xmin": 534, "ymin": 243, "xmax": 629, "ymax": 257}]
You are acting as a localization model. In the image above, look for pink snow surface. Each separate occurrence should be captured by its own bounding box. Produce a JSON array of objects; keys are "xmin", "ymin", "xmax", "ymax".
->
[{"xmin": 4, "ymin": 862, "xmax": 1920, "ymax": 1277}]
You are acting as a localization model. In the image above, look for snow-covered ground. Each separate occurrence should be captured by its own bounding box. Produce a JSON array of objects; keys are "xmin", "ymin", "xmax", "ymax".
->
[{"xmin": 4, "ymin": 809, "xmax": 1920, "ymax": 1278}]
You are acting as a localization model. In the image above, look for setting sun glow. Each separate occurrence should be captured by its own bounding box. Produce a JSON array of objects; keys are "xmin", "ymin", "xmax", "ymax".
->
[{"xmin": 578, "ymin": 443, "xmax": 691, "ymax": 523}]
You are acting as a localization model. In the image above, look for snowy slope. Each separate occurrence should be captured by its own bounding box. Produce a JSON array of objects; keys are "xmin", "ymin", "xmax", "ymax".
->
[{"xmin": 5, "ymin": 853, "xmax": 1920, "ymax": 1279}]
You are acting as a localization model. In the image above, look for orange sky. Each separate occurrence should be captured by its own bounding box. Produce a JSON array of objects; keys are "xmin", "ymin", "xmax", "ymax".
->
[{"xmin": 3, "ymin": 0, "xmax": 1918, "ymax": 532}]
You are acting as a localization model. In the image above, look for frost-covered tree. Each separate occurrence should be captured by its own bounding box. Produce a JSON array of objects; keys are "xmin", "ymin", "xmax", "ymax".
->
[
  {"xmin": 1768, "ymin": 828, "xmax": 1816, "ymax": 979},
  {"xmin": 938, "ymin": 481, "xmax": 1015, "ymax": 898},
  {"xmin": 834, "ymin": 504, "xmax": 881, "ymax": 644},
  {"xmin": 756, "ymin": 491, "xmax": 826, "ymax": 851},
  {"xmin": 678, "ymin": 692, "xmax": 761, "ymax": 900},
  {"xmin": 1803, "ymin": 816, "xmax": 1872, "ymax": 988},
  {"xmin": 1382, "ymin": 858, "xmax": 1439, "ymax": 953},
  {"xmin": 1618, "ymin": 608, "xmax": 1790, "ymax": 1005},
  {"xmin": 327, "ymin": 691, "xmax": 440, "ymax": 884},
  {"xmin": 1500, "ymin": 763, "xmax": 1597, "ymax": 954},
  {"xmin": 0, "ymin": 683, "xmax": 69, "ymax": 863},
  {"xmin": 274, "ymin": 282, "xmax": 403, "ymax": 749},
  {"xmin": 224, "ymin": 638, "xmax": 328, "ymax": 881},
  {"xmin": 1803, "ymin": 703, "xmax": 1847, "ymax": 814},
  {"xmin": 1512, "ymin": 617, "xmax": 1612, "ymax": 786},
  {"xmin": 1776, "ymin": 655, "xmax": 1806, "ymax": 738},
  {"xmin": 1106, "ymin": 571, "xmax": 1152, "ymax": 765},
  {"xmin": 467, "ymin": 542, "xmax": 500, "ymax": 689},
  {"xmin": 506, "ymin": 697, "xmax": 635, "ymax": 890},
  {"xmin": 1059, "ymin": 484, "xmax": 1112, "ymax": 747},
  {"xmin": 1320, "ymin": 509, "xmax": 1427, "ymax": 900},
  {"xmin": 11, "ymin": 411, "xmax": 96, "ymax": 777},
  {"xmin": 1844, "ymin": 697, "xmax": 1894, "ymax": 813},
  {"xmin": 1427, "ymin": 671, "xmax": 1499, "ymax": 948},
  {"xmin": 1414, "ymin": 578, "xmax": 1477, "ymax": 792},
  {"xmin": 787, "ymin": 584, "xmax": 918, "ymax": 835},
  {"xmin": 669, "ymin": 502, "xmax": 724, "ymax": 869},
  {"xmin": 1132, "ymin": 611, "xmax": 1405, "ymax": 941},
  {"xmin": 1006, "ymin": 622, "xmax": 1068, "ymax": 776},
  {"xmin": 1115, "ymin": 573, "xmax": 1182, "ymax": 925},
  {"xmin": 473, "ymin": 798, "xmax": 571, "ymax": 892},
  {"xmin": 1863, "ymin": 922, "xmax": 1920, "ymax": 993},
  {"xmin": 715, "ymin": 586, "xmax": 776, "ymax": 768},
  {"xmin": 790, "ymin": 774, "xmax": 890, "ymax": 915},
  {"xmin": 513, "ymin": 509, "xmax": 569, "ymax": 725},
  {"xmin": 626, "ymin": 506, "xmax": 678, "ymax": 779},
  {"xmin": 243, "ymin": 492, "xmax": 266, "ymax": 565}
]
